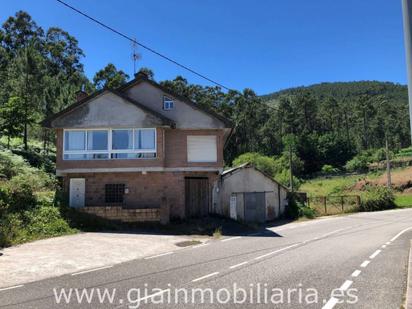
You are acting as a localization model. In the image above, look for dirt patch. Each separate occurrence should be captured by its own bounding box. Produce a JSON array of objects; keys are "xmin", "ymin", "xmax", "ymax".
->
[{"xmin": 354, "ymin": 167, "xmax": 412, "ymax": 191}]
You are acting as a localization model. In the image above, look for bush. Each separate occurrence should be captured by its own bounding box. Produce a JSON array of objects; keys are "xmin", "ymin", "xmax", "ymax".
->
[
  {"xmin": 345, "ymin": 152, "xmax": 371, "ymax": 172},
  {"xmin": 233, "ymin": 153, "xmax": 277, "ymax": 176},
  {"xmin": 285, "ymin": 192, "xmax": 316, "ymax": 219},
  {"xmin": 360, "ymin": 186, "xmax": 396, "ymax": 212},
  {"xmin": 23, "ymin": 206, "xmax": 75, "ymax": 238},
  {"xmin": 321, "ymin": 164, "xmax": 339, "ymax": 175},
  {"xmin": 275, "ymin": 169, "xmax": 302, "ymax": 190},
  {"xmin": 0, "ymin": 213, "xmax": 24, "ymax": 247}
]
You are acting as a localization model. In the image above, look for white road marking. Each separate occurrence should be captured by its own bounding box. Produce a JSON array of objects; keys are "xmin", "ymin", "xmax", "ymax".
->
[
  {"xmin": 322, "ymin": 297, "xmax": 339, "ymax": 309},
  {"xmin": 360, "ymin": 260, "xmax": 370, "ymax": 267},
  {"xmin": 0, "ymin": 285, "xmax": 24, "ymax": 292},
  {"xmin": 71, "ymin": 265, "xmax": 113, "ymax": 276},
  {"xmin": 254, "ymin": 243, "xmax": 300, "ymax": 260},
  {"xmin": 339, "ymin": 280, "xmax": 353, "ymax": 291},
  {"xmin": 386, "ymin": 241, "xmax": 391, "ymax": 245},
  {"xmin": 390, "ymin": 226, "xmax": 412, "ymax": 242},
  {"xmin": 369, "ymin": 250, "xmax": 381, "ymax": 259},
  {"xmin": 221, "ymin": 236, "xmax": 242, "ymax": 242},
  {"xmin": 144, "ymin": 251, "xmax": 174, "ymax": 260},
  {"xmin": 351, "ymin": 269, "xmax": 361, "ymax": 277},
  {"xmin": 193, "ymin": 243, "xmax": 209, "ymax": 249},
  {"xmin": 381, "ymin": 245, "xmax": 386, "ymax": 248},
  {"xmin": 192, "ymin": 272, "xmax": 219, "ymax": 282},
  {"xmin": 229, "ymin": 261, "xmax": 248, "ymax": 269}
]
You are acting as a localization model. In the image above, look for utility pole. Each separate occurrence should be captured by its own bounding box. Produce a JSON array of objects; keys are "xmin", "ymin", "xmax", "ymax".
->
[
  {"xmin": 385, "ymin": 136, "xmax": 392, "ymax": 188},
  {"xmin": 402, "ymin": 0, "xmax": 412, "ymax": 143},
  {"xmin": 289, "ymin": 144, "xmax": 294, "ymax": 192}
]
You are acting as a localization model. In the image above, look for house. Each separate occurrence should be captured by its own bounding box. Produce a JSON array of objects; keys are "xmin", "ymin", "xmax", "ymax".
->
[
  {"xmin": 212, "ymin": 163, "xmax": 289, "ymax": 223},
  {"xmin": 42, "ymin": 71, "xmax": 233, "ymax": 223}
]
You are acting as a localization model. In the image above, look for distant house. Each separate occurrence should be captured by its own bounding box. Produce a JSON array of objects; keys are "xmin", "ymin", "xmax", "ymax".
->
[
  {"xmin": 42, "ymin": 71, "xmax": 233, "ymax": 223},
  {"xmin": 213, "ymin": 163, "xmax": 289, "ymax": 223}
]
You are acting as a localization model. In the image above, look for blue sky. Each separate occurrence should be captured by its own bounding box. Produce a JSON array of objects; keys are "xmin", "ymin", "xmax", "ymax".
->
[{"xmin": 1, "ymin": 0, "xmax": 408, "ymax": 95}]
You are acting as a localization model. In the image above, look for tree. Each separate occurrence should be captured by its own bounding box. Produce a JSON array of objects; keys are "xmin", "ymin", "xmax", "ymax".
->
[
  {"xmin": 138, "ymin": 67, "xmax": 154, "ymax": 80},
  {"xmin": 93, "ymin": 63, "xmax": 129, "ymax": 89},
  {"xmin": 0, "ymin": 96, "xmax": 25, "ymax": 147}
]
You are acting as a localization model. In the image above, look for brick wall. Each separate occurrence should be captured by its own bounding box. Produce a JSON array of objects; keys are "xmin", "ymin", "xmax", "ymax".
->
[{"xmin": 64, "ymin": 171, "xmax": 219, "ymax": 220}]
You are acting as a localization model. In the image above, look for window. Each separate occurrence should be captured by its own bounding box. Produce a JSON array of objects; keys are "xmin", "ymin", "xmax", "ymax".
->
[
  {"xmin": 105, "ymin": 184, "xmax": 125, "ymax": 204},
  {"xmin": 63, "ymin": 128, "xmax": 156, "ymax": 160},
  {"xmin": 135, "ymin": 129, "xmax": 156, "ymax": 149},
  {"xmin": 163, "ymin": 96, "xmax": 174, "ymax": 110},
  {"xmin": 112, "ymin": 130, "xmax": 133, "ymax": 150},
  {"xmin": 87, "ymin": 130, "xmax": 108, "ymax": 150},
  {"xmin": 187, "ymin": 136, "xmax": 217, "ymax": 163},
  {"xmin": 65, "ymin": 131, "xmax": 85, "ymax": 151}
]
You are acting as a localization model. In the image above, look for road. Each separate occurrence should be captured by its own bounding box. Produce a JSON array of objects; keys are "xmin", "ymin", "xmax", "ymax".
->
[{"xmin": 2, "ymin": 209, "xmax": 412, "ymax": 308}]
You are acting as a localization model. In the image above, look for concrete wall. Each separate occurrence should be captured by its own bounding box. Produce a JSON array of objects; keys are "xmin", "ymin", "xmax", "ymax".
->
[
  {"xmin": 125, "ymin": 81, "xmax": 226, "ymax": 129},
  {"xmin": 214, "ymin": 167, "xmax": 288, "ymax": 221},
  {"xmin": 51, "ymin": 92, "xmax": 163, "ymax": 128}
]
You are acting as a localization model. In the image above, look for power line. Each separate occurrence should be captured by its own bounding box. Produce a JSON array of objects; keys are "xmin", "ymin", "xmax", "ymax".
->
[{"xmin": 55, "ymin": 0, "xmax": 231, "ymax": 90}]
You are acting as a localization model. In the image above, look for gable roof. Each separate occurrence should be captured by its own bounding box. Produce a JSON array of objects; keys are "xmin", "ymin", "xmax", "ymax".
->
[
  {"xmin": 222, "ymin": 162, "xmax": 289, "ymax": 190},
  {"xmin": 41, "ymin": 88, "xmax": 175, "ymax": 128},
  {"xmin": 117, "ymin": 72, "xmax": 233, "ymax": 128}
]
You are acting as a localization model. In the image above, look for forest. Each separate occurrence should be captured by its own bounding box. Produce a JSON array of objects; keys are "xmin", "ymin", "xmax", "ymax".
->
[{"xmin": 0, "ymin": 11, "xmax": 411, "ymax": 178}]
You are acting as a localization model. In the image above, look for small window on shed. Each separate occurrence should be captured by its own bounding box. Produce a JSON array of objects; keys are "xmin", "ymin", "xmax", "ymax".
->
[
  {"xmin": 163, "ymin": 96, "xmax": 174, "ymax": 110},
  {"xmin": 105, "ymin": 184, "xmax": 125, "ymax": 204}
]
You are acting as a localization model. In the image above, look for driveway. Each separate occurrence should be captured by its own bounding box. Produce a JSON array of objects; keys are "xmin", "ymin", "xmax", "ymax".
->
[{"xmin": 0, "ymin": 232, "xmax": 207, "ymax": 288}]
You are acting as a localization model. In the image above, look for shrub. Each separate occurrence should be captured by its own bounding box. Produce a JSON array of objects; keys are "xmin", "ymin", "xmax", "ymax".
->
[
  {"xmin": 6, "ymin": 183, "xmax": 37, "ymax": 213},
  {"xmin": 0, "ymin": 213, "xmax": 24, "ymax": 247},
  {"xmin": 321, "ymin": 164, "xmax": 339, "ymax": 175},
  {"xmin": 299, "ymin": 206, "xmax": 316, "ymax": 219},
  {"xmin": 275, "ymin": 169, "xmax": 302, "ymax": 190},
  {"xmin": 23, "ymin": 206, "xmax": 75, "ymax": 238},
  {"xmin": 345, "ymin": 152, "xmax": 371, "ymax": 172},
  {"xmin": 360, "ymin": 186, "xmax": 396, "ymax": 212},
  {"xmin": 233, "ymin": 153, "xmax": 277, "ymax": 176}
]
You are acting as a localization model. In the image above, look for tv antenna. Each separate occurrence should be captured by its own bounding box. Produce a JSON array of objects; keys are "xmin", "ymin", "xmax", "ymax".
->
[{"xmin": 131, "ymin": 38, "xmax": 140, "ymax": 74}]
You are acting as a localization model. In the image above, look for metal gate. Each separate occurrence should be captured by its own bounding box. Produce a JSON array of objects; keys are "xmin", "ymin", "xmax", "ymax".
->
[{"xmin": 244, "ymin": 192, "xmax": 266, "ymax": 223}]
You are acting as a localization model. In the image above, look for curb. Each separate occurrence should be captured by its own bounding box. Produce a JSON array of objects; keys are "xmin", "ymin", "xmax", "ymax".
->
[{"xmin": 406, "ymin": 240, "xmax": 412, "ymax": 309}]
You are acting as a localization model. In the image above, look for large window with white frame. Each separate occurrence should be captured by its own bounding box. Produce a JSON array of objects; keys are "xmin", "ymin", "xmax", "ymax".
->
[{"xmin": 63, "ymin": 128, "xmax": 156, "ymax": 160}]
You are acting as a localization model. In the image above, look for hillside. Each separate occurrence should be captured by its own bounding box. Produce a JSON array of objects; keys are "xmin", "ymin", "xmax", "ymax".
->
[{"xmin": 261, "ymin": 81, "xmax": 408, "ymax": 106}]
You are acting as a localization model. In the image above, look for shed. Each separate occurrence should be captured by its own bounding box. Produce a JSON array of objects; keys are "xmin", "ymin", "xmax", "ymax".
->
[{"xmin": 212, "ymin": 163, "xmax": 289, "ymax": 223}]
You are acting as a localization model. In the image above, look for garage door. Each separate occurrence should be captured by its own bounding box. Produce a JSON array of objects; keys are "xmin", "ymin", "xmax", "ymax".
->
[{"xmin": 244, "ymin": 192, "xmax": 266, "ymax": 223}]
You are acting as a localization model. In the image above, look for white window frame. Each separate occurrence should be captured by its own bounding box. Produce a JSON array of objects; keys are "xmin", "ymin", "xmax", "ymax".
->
[
  {"xmin": 63, "ymin": 128, "xmax": 157, "ymax": 160},
  {"xmin": 163, "ymin": 96, "xmax": 174, "ymax": 110}
]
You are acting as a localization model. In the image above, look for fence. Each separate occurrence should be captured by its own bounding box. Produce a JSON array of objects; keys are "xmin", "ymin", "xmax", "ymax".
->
[{"xmin": 307, "ymin": 195, "xmax": 361, "ymax": 215}]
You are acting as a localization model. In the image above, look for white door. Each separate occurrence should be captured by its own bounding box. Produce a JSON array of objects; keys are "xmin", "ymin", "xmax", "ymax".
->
[
  {"xmin": 230, "ymin": 194, "xmax": 237, "ymax": 220},
  {"xmin": 69, "ymin": 178, "xmax": 85, "ymax": 208}
]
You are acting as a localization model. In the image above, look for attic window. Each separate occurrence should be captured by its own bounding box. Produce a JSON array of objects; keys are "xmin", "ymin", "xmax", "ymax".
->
[{"xmin": 163, "ymin": 96, "xmax": 174, "ymax": 110}]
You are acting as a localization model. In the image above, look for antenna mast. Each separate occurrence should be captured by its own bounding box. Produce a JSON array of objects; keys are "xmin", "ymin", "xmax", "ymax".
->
[{"xmin": 131, "ymin": 38, "xmax": 140, "ymax": 74}]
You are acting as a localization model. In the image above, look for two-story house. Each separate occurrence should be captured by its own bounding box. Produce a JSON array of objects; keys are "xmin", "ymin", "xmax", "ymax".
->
[{"xmin": 43, "ymin": 71, "xmax": 232, "ymax": 223}]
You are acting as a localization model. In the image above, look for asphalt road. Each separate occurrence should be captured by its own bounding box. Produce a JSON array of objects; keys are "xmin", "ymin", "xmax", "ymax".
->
[{"xmin": 2, "ymin": 209, "xmax": 412, "ymax": 308}]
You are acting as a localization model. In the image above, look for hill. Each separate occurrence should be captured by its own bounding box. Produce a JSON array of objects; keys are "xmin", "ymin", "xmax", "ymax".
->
[{"xmin": 261, "ymin": 81, "xmax": 408, "ymax": 106}]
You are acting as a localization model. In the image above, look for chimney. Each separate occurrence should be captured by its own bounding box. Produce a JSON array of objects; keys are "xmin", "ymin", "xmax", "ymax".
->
[
  {"xmin": 134, "ymin": 70, "xmax": 148, "ymax": 80},
  {"xmin": 76, "ymin": 90, "xmax": 88, "ymax": 102}
]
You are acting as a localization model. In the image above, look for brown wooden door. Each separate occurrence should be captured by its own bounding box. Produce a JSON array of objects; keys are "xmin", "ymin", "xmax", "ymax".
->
[{"xmin": 185, "ymin": 177, "xmax": 209, "ymax": 218}]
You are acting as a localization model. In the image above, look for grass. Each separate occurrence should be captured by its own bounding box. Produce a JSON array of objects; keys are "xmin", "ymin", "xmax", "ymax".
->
[
  {"xmin": 395, "ymin": 194, "xmax": 412, "ymax": 208},
  {"xmin": 300, "ymin": 174, "xmax": 363, "ymax": 196}
]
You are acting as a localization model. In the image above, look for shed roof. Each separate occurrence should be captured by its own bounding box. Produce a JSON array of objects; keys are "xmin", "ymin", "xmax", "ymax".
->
[{"xmin": 222, "ymin": 162, "xmax": 289, "ymax": 190}]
